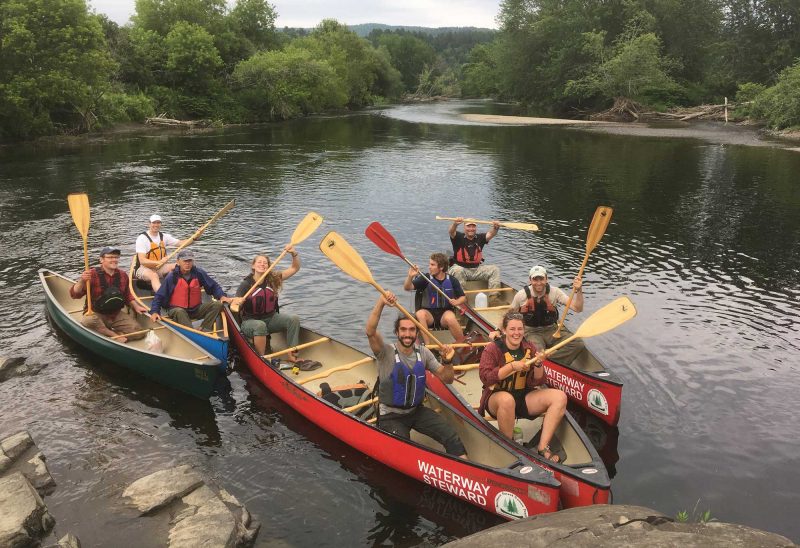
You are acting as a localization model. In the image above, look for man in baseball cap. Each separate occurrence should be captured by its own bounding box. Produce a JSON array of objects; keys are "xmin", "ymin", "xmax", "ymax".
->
[
  {"xmin": 134, "ymin": 214, "xmax": 192, "ymax": 291},
  {"xmin": 507, "ymin": 264, "xmax": 585, "ymax": 365},
  {"xmin": 447, "ymin": 217, "xmax": 502, "ymax": 305},
  {"xmin": 69, "ymin": 245, "xmax": 149, "ymax": 342}
]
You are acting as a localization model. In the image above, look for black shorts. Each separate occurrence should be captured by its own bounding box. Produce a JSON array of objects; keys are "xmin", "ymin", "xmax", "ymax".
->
[
  {"xmin": 485, "ymin": 390, "xmax": 536, "ymax": 420},
  {"xmin": 422, "ymin": 308, "xmax": 448, "ymax": 329}
]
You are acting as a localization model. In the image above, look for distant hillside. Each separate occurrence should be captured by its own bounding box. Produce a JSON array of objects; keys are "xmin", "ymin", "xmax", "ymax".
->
[{"xmin": 347, "ymin": 23, "xmax": 495, "ymax": 37}]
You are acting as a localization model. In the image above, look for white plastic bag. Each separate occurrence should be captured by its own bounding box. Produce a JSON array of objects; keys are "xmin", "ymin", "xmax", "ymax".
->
[{"xmin": 145, "ymin": 329, "xmax": 163, "ymax": 353}]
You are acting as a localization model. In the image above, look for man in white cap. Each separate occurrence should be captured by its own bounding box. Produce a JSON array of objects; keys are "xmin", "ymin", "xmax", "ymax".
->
[
  {"xmin": 447, "ymin": 217, "xmax": 502, "ymax": 304},
  {"xmin": 134, "ymin": 214, "xmax": 192, "ymax": 291},
  {"xmin": 69, "ymin": 246, "xmax": 150, "ymax": 342},
  {"xmin": 508, "ymin": 265, "xmax": 585, "ymax": 365}
]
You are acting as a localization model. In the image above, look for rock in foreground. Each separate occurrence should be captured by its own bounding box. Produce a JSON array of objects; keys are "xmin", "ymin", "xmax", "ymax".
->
[{"xmin": 443, "ymin": 504, "xmax": 795, "ymax": 548}]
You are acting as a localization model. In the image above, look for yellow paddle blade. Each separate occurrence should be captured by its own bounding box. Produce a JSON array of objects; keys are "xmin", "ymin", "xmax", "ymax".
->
[
  {"xmin": 319, "ymin": 231, "xmax": 375, "ymax": 285},
  {"xmin": 585, "ymin": 206, "xmax": 613, "ymax": 253},
  {"xmin": 290, "ymin": 211, "xmax": 324, "ymax": 246},
  {"xmin": 67, "ymin": 193, "xmax": 90, "ymax": 238},
  {"xmin": 498, "ymin": 221, "xmax": 539, "ymax": 232},
  {"xmin": 573, "ymin": 296, "xmax": 636, "ymax": 339}
]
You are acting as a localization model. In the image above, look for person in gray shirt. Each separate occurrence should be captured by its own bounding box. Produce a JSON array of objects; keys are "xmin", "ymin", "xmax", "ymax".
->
[{"xmin": 365, "ymin": 292, "xmax": 466, "ymax": 457}]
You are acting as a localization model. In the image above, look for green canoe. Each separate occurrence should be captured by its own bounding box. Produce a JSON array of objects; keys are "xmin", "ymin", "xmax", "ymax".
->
[{"xmin": 39, "ymin": 269, "xmax": 221, "ymax": 398}]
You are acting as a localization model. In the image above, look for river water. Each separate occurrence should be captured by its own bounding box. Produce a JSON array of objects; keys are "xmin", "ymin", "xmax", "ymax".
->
[{"xmin": 1, "ymin": 101, "xmax": 798, "ymax": 545}]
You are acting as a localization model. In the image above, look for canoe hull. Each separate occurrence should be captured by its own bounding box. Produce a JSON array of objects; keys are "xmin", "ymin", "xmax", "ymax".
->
[
  {"xmin": 225, "ymin": 307, "xmax": 560, "ymax": 519},
  {"xmin": 41, "ymin": 270, "xmax": 220, "ymax": 399}
]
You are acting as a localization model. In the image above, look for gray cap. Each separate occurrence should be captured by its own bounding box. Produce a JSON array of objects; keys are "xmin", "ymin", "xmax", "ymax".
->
[
  {"xmin": 176, "ymin": 249, "xmax": 195, "ymax": 261},
  {"xmin": 99, "ymin": 246, "xmax": 121, "ymax": 257}
]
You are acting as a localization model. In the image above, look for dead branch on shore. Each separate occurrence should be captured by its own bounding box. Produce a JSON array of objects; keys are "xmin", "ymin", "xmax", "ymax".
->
[
  {"xmin": 591, "ymin": 97, "xmax": 744, "ymax": 122},
  {"xmin": 145, "ymin": 116, "xmax": 211, "ymax": 128}
]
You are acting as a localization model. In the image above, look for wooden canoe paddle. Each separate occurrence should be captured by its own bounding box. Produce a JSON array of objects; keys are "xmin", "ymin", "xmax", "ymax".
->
[
  {"xmin": 364, "ymin": 221, "xmax": 497, "ymax": 333},
  {"xmin": 435, "ymin": 216, "xmax": 539, "ymax": 232},
  {"xmin": 319, "ymin": 231, "xmax": 455, "ymax": 360},
  {"xmin": 231, "ymin": 211, "xmax": 323, "ymax": 313},
  {"xmin": 454, "ymin": 296, "xmax": 636, "ymax": 371},
  {"xmin": 553, "ymin": 205, "xmax": 613, "ymax": 339},
  {"xmin": 155, "ymin": 199, "xmax": 236, "ymax": 268},
  {"xmin": 67, "ymin": 193, "xmax": 93, "ymax": 315}
]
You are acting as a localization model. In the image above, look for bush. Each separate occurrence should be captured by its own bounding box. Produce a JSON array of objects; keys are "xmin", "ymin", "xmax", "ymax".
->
[
  {"xmin": 96, "ymin": 91, "xmax": 156, "ymax": 126},
  {"xmin": 733, "ymin": 82, "xmax": 767, "ymax": 118},
  {"xmin": 749, "ymin": 61, "xmax": 800, "ymax": 129}
]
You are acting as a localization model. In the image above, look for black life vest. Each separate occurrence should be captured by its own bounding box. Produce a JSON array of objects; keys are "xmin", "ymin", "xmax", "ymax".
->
[
  {"xmin": 522, "ymin": 285, "xmax": 558, "ymax": 327},
  {"xmin": 453, "ymin": 234, "xmax": 484, "ymax": 267},
  {"xmin": 492, "ymin": 338, "xmax": 531, "ymax": 398},
  {"xmin": 92, "ymin": 267, "xmax": 126, "ymax": 314}
]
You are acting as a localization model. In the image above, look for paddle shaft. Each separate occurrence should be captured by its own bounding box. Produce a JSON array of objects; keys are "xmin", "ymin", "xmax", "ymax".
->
[
  {"xmin": 553, "ymin": 206, "xmax": 612, "ymax": 338},
  {"xmin": 67, "ymin": 193, "xmax": 93, "ymax": 315},
  {"xmin": 232, "ymin": 248, "xmax": 288, "ymax": 312},
  {"xmin": 435, "ymin": 216, "xmax": 539, "ymax": 231},
  {"xmin": 371, "ymin": 280, "xmax": 448, "ymax": 348},
  {"xmin": 157, "ymin": 200, "xmax": 234, "ymax": 267}
]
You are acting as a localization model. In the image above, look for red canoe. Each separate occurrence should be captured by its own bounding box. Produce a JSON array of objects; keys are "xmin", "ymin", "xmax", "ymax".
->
[{"xmin": 224, "ymin": 306, "xmax": 561, "ymax": 519}]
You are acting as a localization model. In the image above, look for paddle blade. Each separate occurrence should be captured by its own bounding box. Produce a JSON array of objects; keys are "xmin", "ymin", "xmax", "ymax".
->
[
  {"xmin": 585, "ymin": 206, "xmax": 613, "ymax": 253},
  {"xmin": 573, "ymin": 296, "xmax": 636, "ymax": 339},
  {"xmin": 365, "ymin": 222, "xmax": 404, "ymax": 258},
  {"xmin": 319, "ymin": 231, "xmax": 375, "ymax": 285},
  {"xmin": 67, "ymin": 193, "xmax": 90, "ymax": 237},
  {"xmin": 290, "ymin": 211, "xmax": 324, "ymax": 246},
  {"xmin": 498, "ymin": 221, "xmax": 539, "ymax": 232}
]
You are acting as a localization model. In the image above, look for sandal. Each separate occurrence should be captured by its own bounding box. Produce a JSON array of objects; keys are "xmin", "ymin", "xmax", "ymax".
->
[
  {"xmin": 537, "ymin": 445, "xmax": 561, "ymax": 463},
  {"xmin": 295, "ymin": 359, "xmax": 322, "ymax": 371}
]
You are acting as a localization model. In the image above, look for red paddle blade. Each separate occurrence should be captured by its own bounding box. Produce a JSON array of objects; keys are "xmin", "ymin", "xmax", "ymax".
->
[{"xmin": 365, "ymin": 221, "xmax": 404, "ymax": 258}]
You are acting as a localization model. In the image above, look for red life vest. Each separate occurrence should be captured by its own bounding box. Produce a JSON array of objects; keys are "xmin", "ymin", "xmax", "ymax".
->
[
  {"xmin": 245, "ymin": 285, "xmax": 278, "ymax": 317},
  {"xmin": 454, "ymin": 237, "xmax": 484, "ymax": 267},
  {"xmin": 522, "ymin": 284, "xmax": 558, "ymax": 327},
  {"xmin": 169, "ymin": 276, "xmax": 202, "ymax": 309}
]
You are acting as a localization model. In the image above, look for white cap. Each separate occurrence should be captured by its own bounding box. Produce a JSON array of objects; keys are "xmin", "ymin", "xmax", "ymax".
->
[
  {"xmin": 529, "ymin": 265, "xmax": 547, "ymax": 278},
  {"xmin": 149, "ymin": 214, "xmax": 162, "ymax": 223}
]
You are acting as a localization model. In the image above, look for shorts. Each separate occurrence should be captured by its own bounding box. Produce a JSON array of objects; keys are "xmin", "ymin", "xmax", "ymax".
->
[
  {"xmin": 422, "ymin": 308, "xmax": 448, "ymax": 329},
  {"xmin": 485, "ymin": 389, "xmax": 538, "ymax": 420}
]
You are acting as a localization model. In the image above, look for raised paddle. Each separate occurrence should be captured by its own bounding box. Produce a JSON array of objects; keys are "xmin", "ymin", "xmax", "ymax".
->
[
  {"xmin": 155, "ymin": 199, "xmax": 236, "ymax": 268},
  {"xmin": 435, "ymin": 216, "xmax": 539, "ymax": 232},
  {"xmin": 364, "ymin": 221, "xmax": 497, "ymax": 333},
  {"xmin": 231, "ymin": 211, "xmax": 323, "ymax": 313},
  {"xmin": 453, "ymin": 296, "xmax": 637, "ymax": 371},
  {"xmin": 553, "ymin": 206, "xmax": 613, "ymax": 339},
  {"xmin": 319, "ymin": 231, "xmax": 454, "ymax": 360},
  {"xmin": 67, "ymin": 193, "xmax": 93, "ymax": 315}
]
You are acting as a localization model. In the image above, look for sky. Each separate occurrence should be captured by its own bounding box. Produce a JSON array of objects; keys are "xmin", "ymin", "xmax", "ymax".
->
[{"xmin": 87, "ymin": 0, "xmax": 502, "ymax": 29}]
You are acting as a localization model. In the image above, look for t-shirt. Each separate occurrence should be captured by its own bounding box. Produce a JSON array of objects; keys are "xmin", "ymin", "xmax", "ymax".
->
[
  {"xmin": 375, "ymin": 342, "xmax": 442, "ymax": 416},
  {"xmin": 450, "ymin": 231, "xmax": 488, "ymax": 267},
  {"xmin": 509, "ymin": 284, "xmax": 569, "ymax": 312},
  {"xmin": 412, "ymin": 273, "xmax": 465, "ymax": 310},
  {"xmin": 135, "ymin": 231, "xmax": 180, "ymax": 255}
]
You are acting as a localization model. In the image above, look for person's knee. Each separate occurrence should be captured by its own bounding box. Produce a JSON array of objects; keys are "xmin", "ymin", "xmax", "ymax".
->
[
  {"xmin": 491, "ymin": 392, "xmax": 515, "ymax": 413},
  {"xmin": 209, "ymin": 300, "xmax": 223, "ymax": 312},
  {"xmin": 287, "ymin": 314, "xmax": 300, "ymax": 328},
  {"xmin": 552, "ymin": 389, "xmax": 568, "ymax": 408}
]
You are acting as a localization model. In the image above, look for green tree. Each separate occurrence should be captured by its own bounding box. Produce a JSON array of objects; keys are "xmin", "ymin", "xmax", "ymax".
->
[
  {"xmin": 749, "ymin": 60, "xmax": 800, "ymax": 129},
  {"xmin": 132, "ymin": 0, "xmax": 226, "ymax": 36},
  {"xmin": 374, "ymin": 32, "xmax": 436, "ymax": 91},
  {"xmin": 163, "ymin": 21, "xmax": 223, "ymax": 93},
  {"xmin": 0, "ymin": 0, "xmax": 117, "ymax": 140},
  {"xmin": 232, "ymin": 46, "xmax": 347, "ymax": 120}
]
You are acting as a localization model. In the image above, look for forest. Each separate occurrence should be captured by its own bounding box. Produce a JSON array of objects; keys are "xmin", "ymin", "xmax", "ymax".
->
[{"xmin": 1, "ymin": 0, "xmax": 799, "ymax": 141}]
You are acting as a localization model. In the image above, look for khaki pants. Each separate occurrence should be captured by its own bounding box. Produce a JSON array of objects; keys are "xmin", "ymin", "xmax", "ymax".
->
[
  {"xmin": 136, "ymin": 264, "xmax": 174, "ymax": 281},
  {"xmin": 80, "ymin": 309, "xmax": 145, "ymax": 340},
  {"xmin": 448, "ymin": 263, "xmax": 501, "ymax": 292},
  {"xmin": 524, "ymin": 324, "xmax": 585, "ymax": 365},
  {"xmin": 166, "ymin": 301, "xmax": 223, "ymax": 332}
]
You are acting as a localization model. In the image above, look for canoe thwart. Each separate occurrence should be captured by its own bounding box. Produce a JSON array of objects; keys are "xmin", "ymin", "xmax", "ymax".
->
[
  {"xmin": 262, "ymin": 337, "xmax": 330, "ymax": 359},
  {"xmin": 298, "ymin": 357, "xmax": 374, "ymax": 385}
]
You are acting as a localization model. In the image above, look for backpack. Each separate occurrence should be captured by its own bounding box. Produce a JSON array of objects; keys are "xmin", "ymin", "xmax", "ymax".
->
[{"xmin": 318, "ymin": 381, "xmax": 375, "ymax": 420}]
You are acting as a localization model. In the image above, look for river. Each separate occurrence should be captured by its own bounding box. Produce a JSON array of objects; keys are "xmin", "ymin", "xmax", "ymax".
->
[{"xmin": 0, "ymin": 100, "xmax": 798, "ymax": 545}]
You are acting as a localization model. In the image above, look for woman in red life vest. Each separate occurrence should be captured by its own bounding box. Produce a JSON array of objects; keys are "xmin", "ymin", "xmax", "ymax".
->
[
  {"xmin": 232, "ymin": 245, "xmax": 317, "ymax": 369},
  {"xmin": 478, "ymin": 311, "xmax": 567, "ymax": 462}
]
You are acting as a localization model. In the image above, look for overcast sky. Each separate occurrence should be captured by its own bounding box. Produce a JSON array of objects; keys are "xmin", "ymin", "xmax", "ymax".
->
[{"xmin": 88, "ymin": 0, "xmax": 502, "ymax": 29}]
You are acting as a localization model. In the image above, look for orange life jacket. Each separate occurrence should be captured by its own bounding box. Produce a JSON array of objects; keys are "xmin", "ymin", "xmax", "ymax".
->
[
  {"xmin": 454, "ymin": 238, "xmax": 483, "ymax": 267},
  {"xmin": 522, "ymin": 285, "xmax": 558, "ymax": 327}
]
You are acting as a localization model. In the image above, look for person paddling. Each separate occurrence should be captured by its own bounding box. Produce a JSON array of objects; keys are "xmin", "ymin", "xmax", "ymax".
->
[
  {"xmin": 231, "ymin": 245, "xmax": 319, "ymax": 370},
  {"xmin": 366, "ymin": 292, "xmax": 466, "ymax": 458},
  {"xmin": 69, "ymin": 247, "xmax": 149, "ymax": 342},
  {"xmin": 479, "ymin": 311, "xmax": 567, "ymax": 462},
  {"xmin": 134, "ymin": 214, "xmax": 192, "ymax": 292}
]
